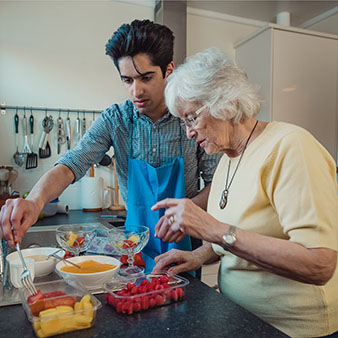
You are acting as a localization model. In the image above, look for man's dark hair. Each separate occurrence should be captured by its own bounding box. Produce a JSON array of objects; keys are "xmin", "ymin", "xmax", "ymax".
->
[{"xmin": 105, "ymin": 19, "xmax": 174, "ymax": 77}]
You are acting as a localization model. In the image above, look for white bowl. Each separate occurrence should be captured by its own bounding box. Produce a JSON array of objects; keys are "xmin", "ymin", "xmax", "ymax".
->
[
  {"xmin": 6, "ymin": 247, "xmax": 65, "ymax": 277},
  {"xmin": 55, "ymin": 255, "xmax": 121, "ymax": 290}
]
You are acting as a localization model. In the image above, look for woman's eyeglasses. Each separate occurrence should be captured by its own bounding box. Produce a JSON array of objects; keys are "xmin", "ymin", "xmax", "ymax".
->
[{"xmin": 180, "ymin": 105, "xmax": 207, "ymax": 129}]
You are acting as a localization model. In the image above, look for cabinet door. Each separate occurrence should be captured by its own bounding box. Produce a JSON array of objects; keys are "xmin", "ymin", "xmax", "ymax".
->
[
  {"xmin": 272, "ymin": 30, "xmax": 337, "ymax": 161},
  {"xmin": 236, "ymin": 29, "xmax": 272, "ymax": 123}
]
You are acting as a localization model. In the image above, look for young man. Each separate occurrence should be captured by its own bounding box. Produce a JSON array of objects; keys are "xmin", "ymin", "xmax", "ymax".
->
[{"xmin": 0, "ymin": 20, "xmax": 220, "ymax": 274}]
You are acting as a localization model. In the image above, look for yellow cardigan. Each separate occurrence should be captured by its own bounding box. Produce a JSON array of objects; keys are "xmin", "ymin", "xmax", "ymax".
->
[{"xmin": 209, "ymin": 121, "xmax": 338, "ymax": 338}]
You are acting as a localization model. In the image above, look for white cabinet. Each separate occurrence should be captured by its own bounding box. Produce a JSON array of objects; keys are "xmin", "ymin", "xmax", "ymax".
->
[{"xmin": 235, "ymin": 24, "xmax": 338, "ymax": 162}]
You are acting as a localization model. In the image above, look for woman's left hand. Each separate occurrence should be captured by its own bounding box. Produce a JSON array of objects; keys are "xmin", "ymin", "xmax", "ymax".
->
[{"xmin": 151, "ymin": 198, "xmax": 224, "ymax": 243}]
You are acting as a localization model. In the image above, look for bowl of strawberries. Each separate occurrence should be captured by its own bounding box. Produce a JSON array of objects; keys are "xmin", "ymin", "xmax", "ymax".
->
[{"xmin": 103, "ymin": 271, "xmax": 189, "ymax": 315}]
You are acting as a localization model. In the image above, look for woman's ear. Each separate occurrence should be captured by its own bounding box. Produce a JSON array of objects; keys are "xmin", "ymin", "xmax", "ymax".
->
[{"xmin": 165, "ymin": 61, "xmax": 175, "ymax": 78}]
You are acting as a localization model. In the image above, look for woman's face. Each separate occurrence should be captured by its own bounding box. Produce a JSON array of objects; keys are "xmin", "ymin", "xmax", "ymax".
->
[{"xmin": 178, "ymin": 101, "xmax": 231, "ymax": 155}]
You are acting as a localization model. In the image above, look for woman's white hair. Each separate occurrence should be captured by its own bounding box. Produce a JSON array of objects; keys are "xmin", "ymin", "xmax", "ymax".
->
[{"xmin": 165, "ymin": 47, "xmax": 261, "ymax": 124}]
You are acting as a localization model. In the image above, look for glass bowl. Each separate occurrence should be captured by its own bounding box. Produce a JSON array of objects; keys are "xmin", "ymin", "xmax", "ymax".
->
[
  {"xmin": 107, "ymin": 226, "xmax": 149, "ymax": 278},
  {"xmin": 56, "ymin": 224, "xmax": 97, "ymax": 256}
]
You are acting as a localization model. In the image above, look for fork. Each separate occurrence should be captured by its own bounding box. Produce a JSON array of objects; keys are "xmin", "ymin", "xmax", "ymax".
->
[{"xmin": 16, "ymin": 243, "xmax": 37, "ymax": 296}]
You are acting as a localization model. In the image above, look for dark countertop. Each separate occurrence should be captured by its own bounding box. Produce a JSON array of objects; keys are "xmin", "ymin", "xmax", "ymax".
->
[
  {"xmin": 1, "ymin": 211, "xmax": 289, "ymax": 337},
  {"xmin": 0, "ymin": 274, "xmax": 288, "ymax": 338},
  {"xmin": 33, "ymin": 209, "xmax": 126, "ymax": 227}
]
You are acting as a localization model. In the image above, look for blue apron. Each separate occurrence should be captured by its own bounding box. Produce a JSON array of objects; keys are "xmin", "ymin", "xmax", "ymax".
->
[{"xmin": 124, "ymin": 114, "xmax": 192, "ymax": 268}]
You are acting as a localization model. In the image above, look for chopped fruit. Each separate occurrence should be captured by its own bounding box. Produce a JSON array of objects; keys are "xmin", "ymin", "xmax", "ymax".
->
[
  {"xmin": 31, "ymin": 294, "xmax": 94, "ymax": 338},
  {"xmin": 128, "ymin": 235, "xmax": 140, "ymax": 243},
  {"xmin": 120, "ymin": 252, "xmax": 145, "ymax": 266},
  {"xmin": 122, "ymin": 239, "xmax": 136, "ymax": 249},
  {"xmin": 66, "ymin": 239, "xmax": 75, "ymax": 246},
  {"xmin": 55, "ymin": 306, "xmax": 73, "ymax": 314},
  {"xmin": 27, "ymin": 290, "xmax": 44, "ymax": 305},
  {"xmin": 74, "ymin": 302, "xmax": 82, "ymax": 311},
  {"xmin": 69, "ymin": 233, "xmax": 78, "ymax": 240}
]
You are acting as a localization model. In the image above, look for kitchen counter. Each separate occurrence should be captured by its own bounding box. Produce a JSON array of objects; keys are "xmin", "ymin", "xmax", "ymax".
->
[
  {"xmin": 1, "ymin": 211, "xmax": 289, "ymax": 337},
  {"xmin": 33, "ymin": 209, "xmax": 126, "ymax": 227},
  {"xmin": 0, "ymin": 273, "xmax": 289, "ymax": 338}
]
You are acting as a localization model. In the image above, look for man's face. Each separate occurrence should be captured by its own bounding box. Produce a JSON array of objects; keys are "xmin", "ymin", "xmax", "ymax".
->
[{"xmin": 118, "ymin": 53, "xmax": 174, "ymax": 120}]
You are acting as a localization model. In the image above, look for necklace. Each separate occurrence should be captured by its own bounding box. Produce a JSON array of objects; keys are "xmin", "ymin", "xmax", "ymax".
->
[{"xmin": 219, "ymin": 120, "xmax": 259, "ymax": 209}]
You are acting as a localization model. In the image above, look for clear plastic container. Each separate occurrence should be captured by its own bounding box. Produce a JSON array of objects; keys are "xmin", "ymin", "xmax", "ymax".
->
[
  {"xmin": 103, "ymin": 272, "xmax": 189, "ymax": 315},
  {"xmin": 19, "ymin": 279, "xmax": 102, "ymax": 338}
]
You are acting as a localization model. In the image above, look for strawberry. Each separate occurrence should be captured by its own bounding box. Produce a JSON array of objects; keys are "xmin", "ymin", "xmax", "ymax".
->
[
  {"xmin": 122, "ymin": 300, "xmax": 133, "ymax": 314},
  {"xmin": 137, "ymin": 286, "xmax": 146, "ymax": 294},
  {"xmin": 177, "ymin": 288, "xmax": 185, "ymax": 299},
  {"xmin": 133, "ymin": 252, "xmax": 145, "ymax": 266},
  {"xmin": 149, "ymin": 297, "xmax": 156, "ymax": 308},
  {"xmin": 126, "ymin": 282, "xmax": 135, "ymax": 291},
  {"xmin": 141, "ymin": 296, "xmax": 149, "ymax": 310},
  {"xmin": 116, "ymin": 300, "xmax": 123, "ymax": 313},
  {"xmin": 120, "ymin": 252, "xmax": 145, "ymax": 266},
  {"xmin": 133, "ymin": 301, "xmax": 141, "ymax": 312},
  {"xmin": 140, "ymin": 279, "xmax": 150, "ymax": 287},
  {"xmin": 159, "ymin": 275, "xmax": 169, "ymax": 284},
  {"xmin": 170, "ymin": 289, "xmax": 178, "ymax": 302},
  {"xmin": 155, "ymin": 294, "xmax": 164, "ymax": 306},
  {"xmin": 151, "ymin": 278, "xmax": 160, "ymax": 287}
]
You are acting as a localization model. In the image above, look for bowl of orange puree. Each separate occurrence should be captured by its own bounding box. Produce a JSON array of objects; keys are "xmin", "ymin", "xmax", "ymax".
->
[{"xmin": 56, "ymin": 255, "xmax": 120, "ymax": 290}]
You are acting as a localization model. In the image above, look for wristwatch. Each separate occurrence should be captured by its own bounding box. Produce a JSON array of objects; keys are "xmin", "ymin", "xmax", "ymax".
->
[{"xmin": 222, "ymin": 225, "xmax": 237, "ymax": 251}]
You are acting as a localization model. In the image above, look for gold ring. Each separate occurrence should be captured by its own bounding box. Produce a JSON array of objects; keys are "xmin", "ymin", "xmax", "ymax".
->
[{"xmin": 169, "ymin": 215, "xmax": 175, "ymax": 225}]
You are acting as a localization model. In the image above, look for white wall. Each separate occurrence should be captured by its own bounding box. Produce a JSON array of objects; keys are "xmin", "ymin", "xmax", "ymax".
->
[
  {"xmin": 0, "ymin": 1, "xmax": 153, "ymax": 209},
  {"xmin": 1, "ymin": 2, "xmax": 336, "ymax": 208},
  {"xmin": 187, "ymin": 8, "xmax": 264, "ymax": 58}
]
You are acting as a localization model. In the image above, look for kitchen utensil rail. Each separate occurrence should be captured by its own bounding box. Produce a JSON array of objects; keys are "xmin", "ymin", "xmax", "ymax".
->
[{"xmin": 1, "ymin": 105, "xmax": 101, "ymax": 115}]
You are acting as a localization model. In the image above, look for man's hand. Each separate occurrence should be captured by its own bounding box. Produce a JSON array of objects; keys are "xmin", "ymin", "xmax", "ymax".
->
[
  {"xmin": 0, "ymin": 198, "xmax": 41, "ymax": 246},
  {"xmin": 152, "ymin": 249, "xmax": 204, "ymax": 276}
]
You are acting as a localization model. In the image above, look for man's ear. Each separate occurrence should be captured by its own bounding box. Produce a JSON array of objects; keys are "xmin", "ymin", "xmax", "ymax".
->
[{"xmin": 165, "ymin": 61, "xmax": 175, "ymax": 78}]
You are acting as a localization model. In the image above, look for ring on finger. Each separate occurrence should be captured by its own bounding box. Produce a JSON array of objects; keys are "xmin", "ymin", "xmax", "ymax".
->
[{"xmin": 169, "ymin": 215, "xmax": 175, "ymax": 225}]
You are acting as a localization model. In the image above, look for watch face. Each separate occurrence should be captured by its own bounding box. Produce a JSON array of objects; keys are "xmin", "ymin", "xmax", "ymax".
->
[{"xmin": 225, "ymin": 234, "xmax": 236, "ymax": 246}]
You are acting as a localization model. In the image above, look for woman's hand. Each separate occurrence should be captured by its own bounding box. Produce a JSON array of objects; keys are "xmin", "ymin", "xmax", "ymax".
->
[
  {"xmin": 152, "ymin": 198, "xmax": 225, "ymax": 243},
  {"xmin": 0, "ymin": 198, "xmax": 41, "ymax": 246},
  {"xmin": 153, "ymin": 249, "xmax": 204, "ymax": 276},
  {"xmin": 153, "ymin": 243, "xmax": 218, "ymax": 276}
]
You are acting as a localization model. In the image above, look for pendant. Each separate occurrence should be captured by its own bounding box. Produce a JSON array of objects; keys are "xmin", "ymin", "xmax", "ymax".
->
[{"xmin": 219, "ymin": 189, "xmax": 229, "ymax": 209}]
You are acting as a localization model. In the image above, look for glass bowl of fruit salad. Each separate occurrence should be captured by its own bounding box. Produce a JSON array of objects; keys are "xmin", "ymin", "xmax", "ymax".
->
[
  {"xmin": 107, "ymin": 226, "xmax": 149, "ymax": 278},
  {"xmin": 56, "ymin": 224, "xmax": 97, "ymax": 256}
]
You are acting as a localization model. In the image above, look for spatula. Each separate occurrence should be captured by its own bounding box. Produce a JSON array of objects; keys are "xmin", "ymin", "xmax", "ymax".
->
[{"xmin": 26, "ymin": 111, "xmax": 38, "ymax": 169}]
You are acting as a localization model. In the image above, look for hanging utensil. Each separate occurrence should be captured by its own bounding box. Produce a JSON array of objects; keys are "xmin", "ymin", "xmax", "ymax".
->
[
  {"xmin": 22, "ymin": 109, "xmax": 31, "ymax": 154},
  {"xmin": 57, "ymin": 113, "xmax": 66, "ymax": 154},
  {"xmin": 13, "ymin": 109, "xmax": 25, "ymax": 167},
  {"xmin": 26, "ymin": 109, "xmax": 38, "ymax": 169},
  {"xmin": 38, "ymin": 114, "xmax": 53, "ymax": 158},
  {"xmin": 65, "ymin": 112, "xmax": 71, "ymax": 150},
  {"xmin": 75, "ymin": 112, "xmax": 81, "ymax": 145},
  {"xmin": 81, "ymin": 111, "xmax": 86, "ymax": 137}
]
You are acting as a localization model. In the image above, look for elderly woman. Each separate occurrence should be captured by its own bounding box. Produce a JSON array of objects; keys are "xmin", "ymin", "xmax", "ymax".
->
[{"xmin": 151, "ymin": 47, "xmax": 338, "ymax": 338}]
